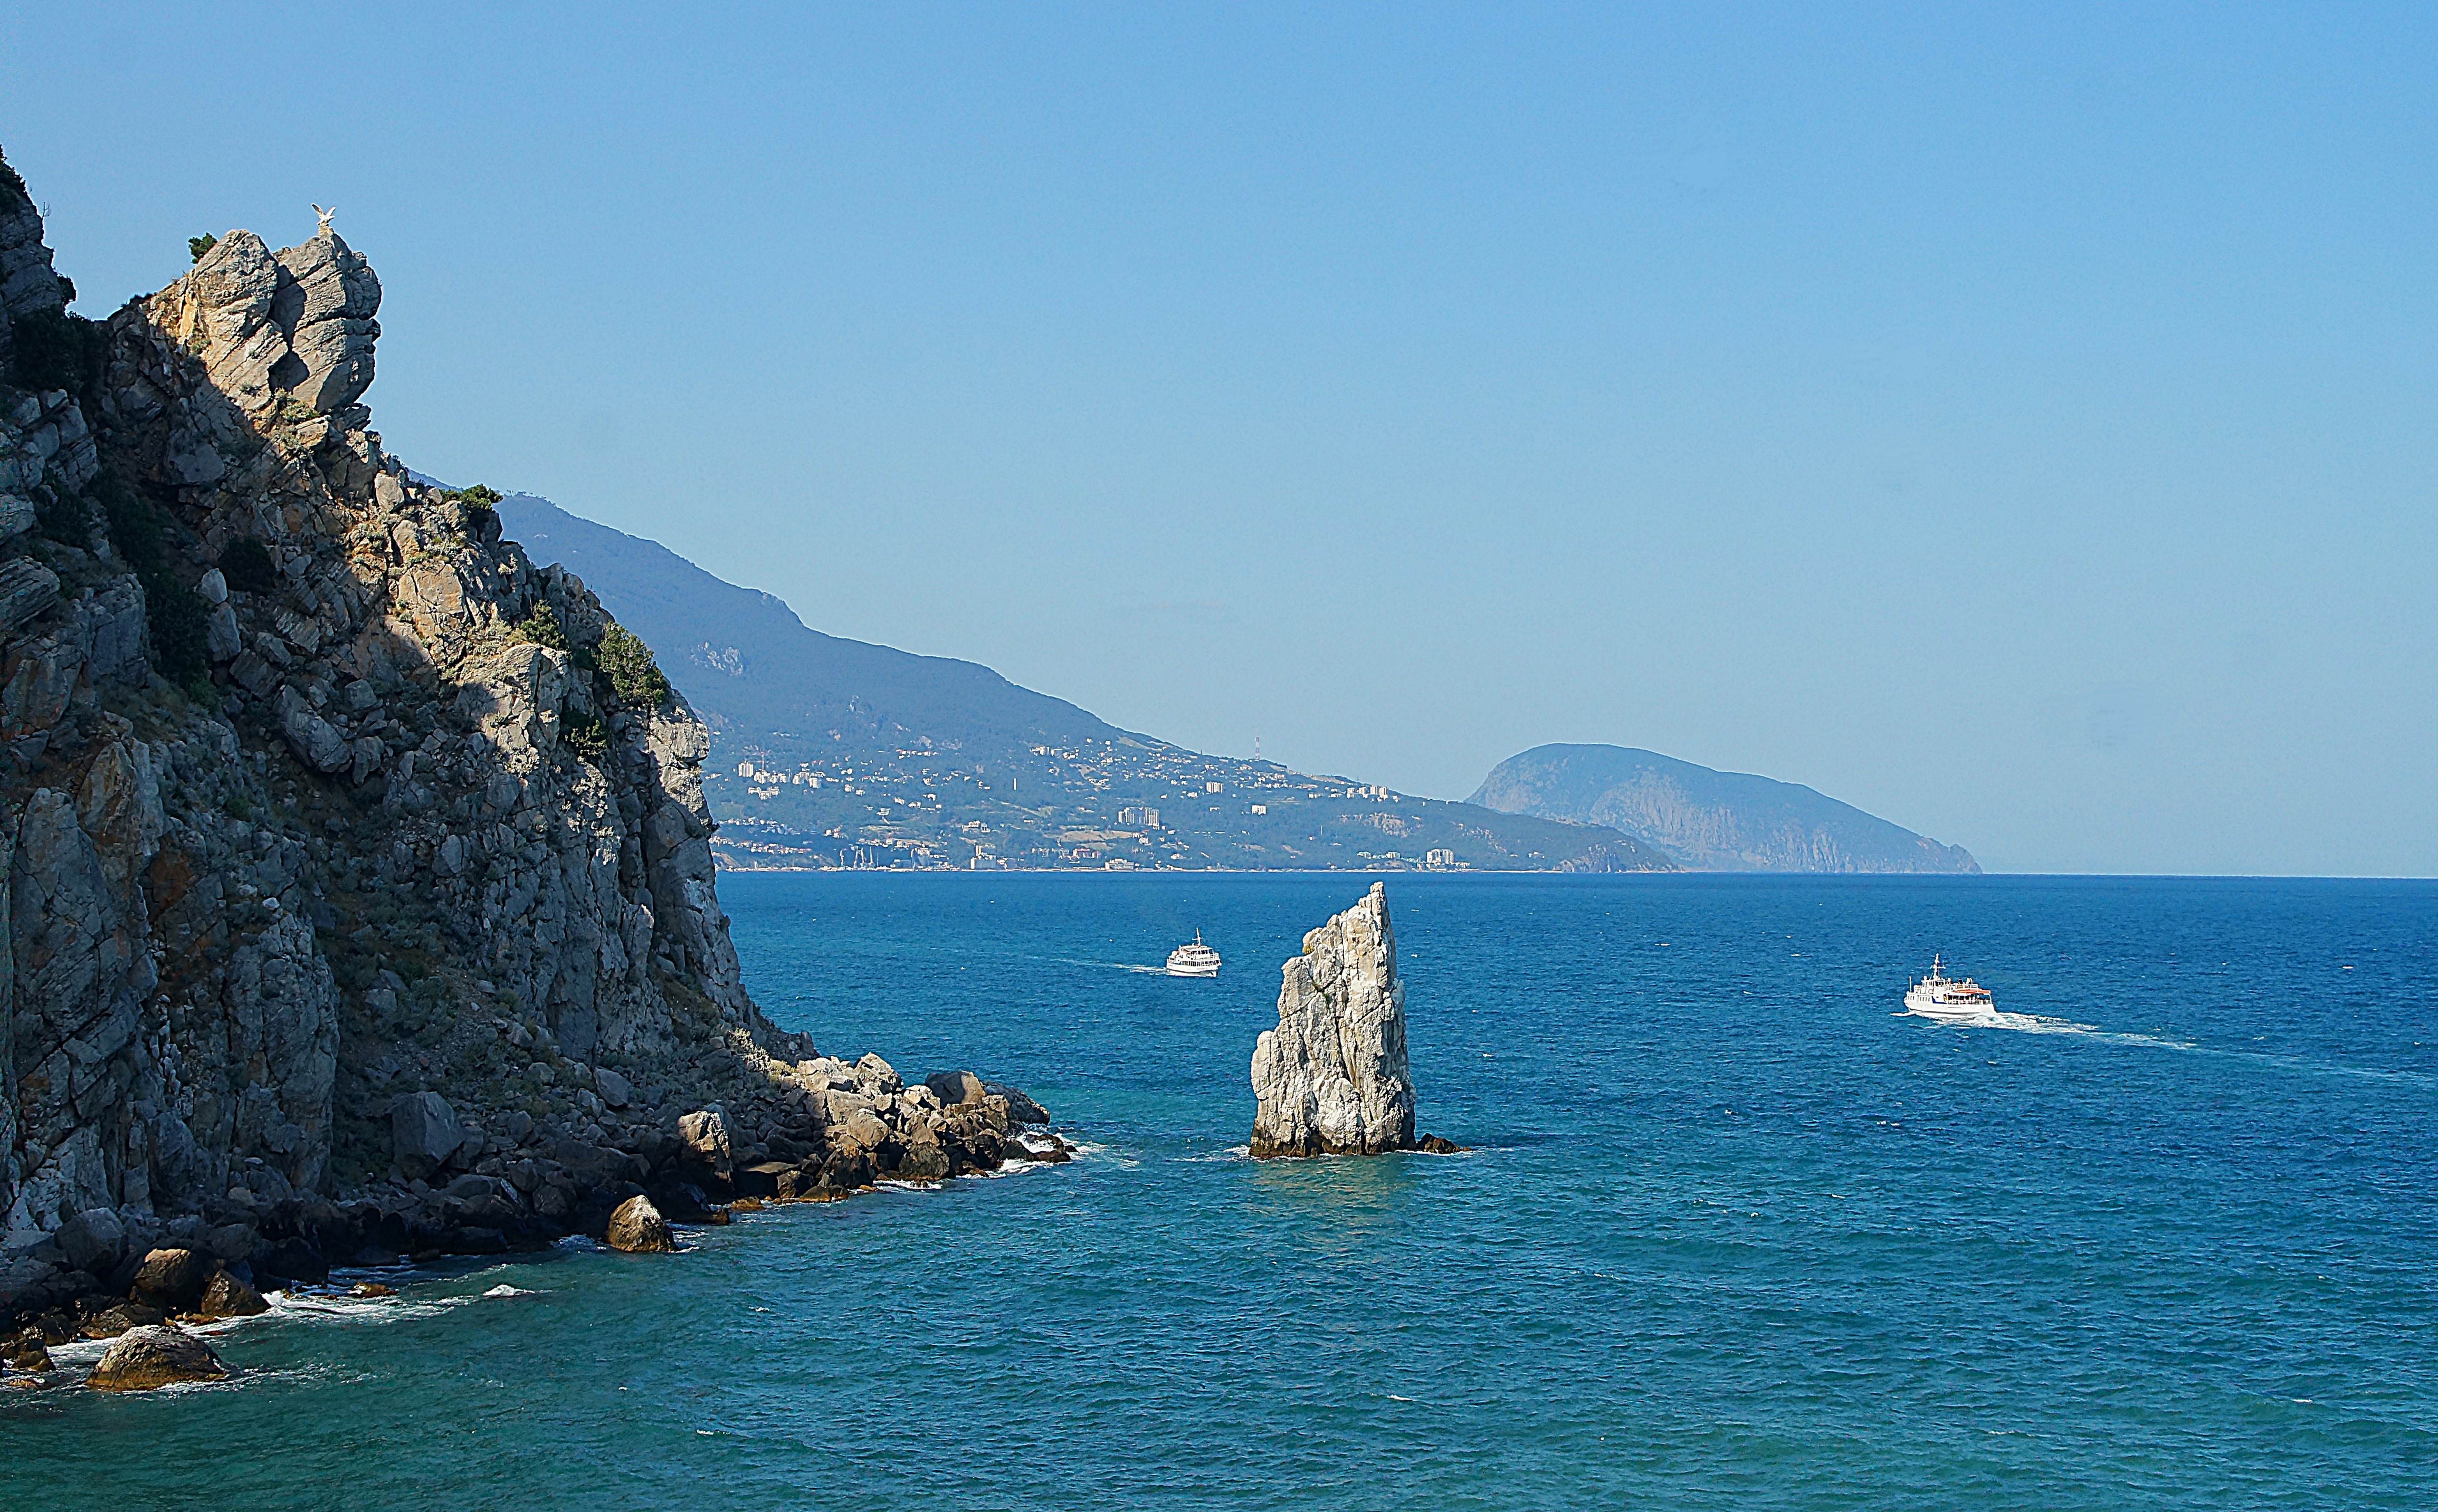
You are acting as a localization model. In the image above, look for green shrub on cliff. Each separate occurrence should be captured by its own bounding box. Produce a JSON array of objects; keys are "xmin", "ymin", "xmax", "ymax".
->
[
  {"xmin": 9, "ymin": 308, "xmax": 104, "ymax": 395},
  {"xmin": 440, "ymin": 483, "xmax": 502, "ymax": 538},
  {"xmin": 595, "ymin": 622, "xmax": 670, "ymax": 709},
  {"xmin": 188, "ymin": 233, "xmax": 218, "ymax": 263},
  {"xmin": 512, "ymin": 602, "xmax": 570, "ymax": 651},
  {"xmin": 564, "ymin": 708, "xmax": 610, "ymax": 762}
]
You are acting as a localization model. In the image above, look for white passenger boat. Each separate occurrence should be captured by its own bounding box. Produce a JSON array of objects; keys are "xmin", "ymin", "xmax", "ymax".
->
[
  {"xmin": 1165, "ymin": 932, "xmax": 1221, "ymax": 978},
  {"xmin": 1902, "ymin": 955, "xmax": 1995, "ymax": 1020}
]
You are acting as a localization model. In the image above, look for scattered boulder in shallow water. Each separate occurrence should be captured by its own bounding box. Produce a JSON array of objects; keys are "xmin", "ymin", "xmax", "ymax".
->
[
  {"xmin": 195, "ymin": 1270, "xmax": 269, "ymax": 1320},
  {"xmin": 78, "ymin": 1299, "xmax": 166, "ymax": 1339},
  {"xmin": 3, "ymin": 1331, "xmax": 52, "ymax": 1371},
  {"xmin": 1249, "ymin": 883, "xmax": 1427, "ymax": 1157},
  {"xmin": 603, "ymin": 1194, "xmax": 674, "ymax": 1253},
  {"xmin": 1011, "ymin": 1131, "xmax": 1076, "ymax": 1165},
  {"xmin": 130, "ymin": 1248, "xmax": 213, "ymax": 1313},
  {"xmin": 85, "ymin": 1325, "xmax": 227, "ymax": 1391},
  {"xmin": 987, "ymin": 1083, "xmax": 1050, "ymax": 1125}
]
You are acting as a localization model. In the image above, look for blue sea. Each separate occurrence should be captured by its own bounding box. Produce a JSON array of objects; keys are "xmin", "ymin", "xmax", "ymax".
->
[{"xmin": 8, "ymin": 873, "xmax": 2436, "ymax": 1508}]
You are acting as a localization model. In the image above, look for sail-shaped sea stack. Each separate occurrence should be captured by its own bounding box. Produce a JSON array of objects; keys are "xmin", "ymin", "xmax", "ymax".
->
[{"xmin": 1249, "ymin": 882, "xmax": 1421, "ymax": 1156}]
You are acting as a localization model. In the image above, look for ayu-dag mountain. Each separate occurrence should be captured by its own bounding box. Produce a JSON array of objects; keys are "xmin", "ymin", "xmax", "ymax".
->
[
  {"xmin": 497, "ymin": 493, "xmax": 1672, "ymax": 874},
  {"xmin": 1472, "ymin": 742, "xmax": 1980, "ymax": 873}
]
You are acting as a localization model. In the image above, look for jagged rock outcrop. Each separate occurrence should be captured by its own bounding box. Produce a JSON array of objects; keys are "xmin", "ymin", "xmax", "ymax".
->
[
  {"xmin": 151, "ymin": 225, "xmax": 380, "ymax": 421},
  {"xmin": 0, "ymin": 156, "xmax": 68, "ymax": 384},
  {"xmin": 0, "ymin": 147, "xmax": 1066, "ymax": 1340},
  {"xmin": 1249, "ymin": 882, "xmax": 1418, "ymax": 1157}
]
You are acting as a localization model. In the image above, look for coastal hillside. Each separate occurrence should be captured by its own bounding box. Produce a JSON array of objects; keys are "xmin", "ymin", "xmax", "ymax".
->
[
  {"xmin": 0, "ymin": 150, "xmax": 1050, "ymax": 1333},
  {"xmin": 500, "ymin": 496, "xmax": 1672, "ymax": 874},
  {"xmin": 497, "ymin": 495, "xmax": 1128, "ymax": 758},
  {"xmin": 1470, "ymin": 743, "xmax": 1979, "ymax": 873}
]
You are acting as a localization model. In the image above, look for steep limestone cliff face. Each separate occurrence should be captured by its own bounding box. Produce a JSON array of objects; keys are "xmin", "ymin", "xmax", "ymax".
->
[
  {"xmin": 1249, "ymin": 882, "xmax": 1417, "ymax": 1157},
  {"xmin": 0, "ymin": 152, "xmax": 1055, "ymax": 1334},
  {"xmin": 0, "ymin": 194, "xmax": 760, "ymax": 1243}
]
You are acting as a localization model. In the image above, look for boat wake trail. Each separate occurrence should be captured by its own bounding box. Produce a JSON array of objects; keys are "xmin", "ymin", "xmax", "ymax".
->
[
  {"xmin": 1908, "ymin": 1007, "xmax": 2193, "ymax": 1050},
  {"xmin": 1901, "ymin": 1009, "xmax": 2433, "ymax": 1085},
  {"xmin": 1054, "ymin": 958, "xmax": 1168, "ymax": 975}
]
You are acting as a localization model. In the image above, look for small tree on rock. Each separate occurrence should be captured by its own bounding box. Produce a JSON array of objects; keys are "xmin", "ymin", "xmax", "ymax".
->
[{"xmin": 595, "ymin": 622, "xmax": 670, "ymax": 709}]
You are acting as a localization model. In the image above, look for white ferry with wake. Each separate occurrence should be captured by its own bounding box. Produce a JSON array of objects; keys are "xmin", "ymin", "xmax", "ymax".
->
[
  {"xmin": 1903, "ymin": 955, "xmax": 1995, "ymax": 1021},
  {"xmin": 1166, "ymin": 932, "xmax": 1220, "ymax": 978}
]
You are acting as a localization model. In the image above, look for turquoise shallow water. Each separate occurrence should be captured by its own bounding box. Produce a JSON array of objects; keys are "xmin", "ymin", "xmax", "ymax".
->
[{"xmin": 6, "ymin": 873, "xmax": 2436, "ymax": 1508}]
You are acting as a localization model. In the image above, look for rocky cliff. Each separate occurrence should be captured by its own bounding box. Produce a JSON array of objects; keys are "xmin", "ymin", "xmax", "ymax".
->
[
  {"xmin": 0, "ymin": 150, "xmax": 1055, "ymax": 1347},
  {"xmin": 1249, "ymin": 883, "xmax": 1422, "ymax": 1156}
]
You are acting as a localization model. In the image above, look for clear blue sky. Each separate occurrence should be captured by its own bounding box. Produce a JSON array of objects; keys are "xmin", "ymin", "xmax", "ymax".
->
[{"xmin": 6, "ymin": 3, "xmax": 2431, "ymax": 874}]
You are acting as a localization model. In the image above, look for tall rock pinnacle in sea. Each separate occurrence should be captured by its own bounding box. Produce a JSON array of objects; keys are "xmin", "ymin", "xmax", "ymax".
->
[{"xmin": 1249, "ymin": 882, "xmax": 1420, "ymax": 1156}]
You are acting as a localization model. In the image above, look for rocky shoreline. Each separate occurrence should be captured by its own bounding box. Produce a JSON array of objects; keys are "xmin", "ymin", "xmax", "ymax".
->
[
  {"xmin": 4, "ymin": 1051, "xmax": 1071, "ymax": 1389},
  {"xmin": 0, "ymin": 149, "xmax": 1074, "ymax": 1391}
]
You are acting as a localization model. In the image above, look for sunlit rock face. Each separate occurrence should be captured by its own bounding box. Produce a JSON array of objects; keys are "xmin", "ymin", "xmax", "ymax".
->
[
  {"xmin": 1249, "ymin": 882, "xmax": 1416, "ymax": 1157},
  {"xmin": 154, "ymin": 225, "xmax": 380, "ymax": 420}
]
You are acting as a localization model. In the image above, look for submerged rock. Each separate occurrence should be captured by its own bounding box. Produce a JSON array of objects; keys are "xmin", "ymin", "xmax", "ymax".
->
[
  {"xmin": 603, "ymin": 1195, "xmax": 674, "ymax": 1254},
  {"xmin": 85, "ymin": 1325, "xmax": 227, "ymax": 1391},
  {"xmin": 1249, "ymin": 882, "xmax": 1418, "ymax": 1157}
]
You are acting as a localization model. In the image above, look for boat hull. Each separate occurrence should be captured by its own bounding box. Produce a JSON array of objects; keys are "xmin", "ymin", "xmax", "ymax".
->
[
  {"xmin": 1903, "ymin": 987, "xmax": 1995, "ymax": 1020},
  {"xmin": 1166, "ymin": 935, "xmax": 1221, "ymax": 977}
]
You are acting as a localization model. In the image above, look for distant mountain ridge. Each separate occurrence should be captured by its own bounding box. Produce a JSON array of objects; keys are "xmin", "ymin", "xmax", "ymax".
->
[
  {"xmin": 497, "ymin": 495, "xmax": 1128, "ymax": 758},
  {"xmin": 1470, "ymin": 744, "xmax": 1978, "ymax": 873},
  {"xmin": 498, "ymin": 496, "xmax": 1672, "ymax": 873}
]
